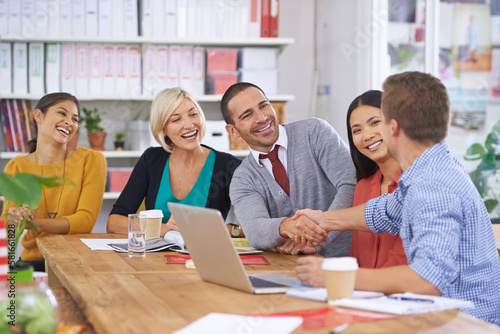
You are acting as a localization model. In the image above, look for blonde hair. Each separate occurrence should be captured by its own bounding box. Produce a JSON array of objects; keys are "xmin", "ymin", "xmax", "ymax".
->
[{"xmin": 150, "ymin": 87, "xmax": 206, "ymax": 152}]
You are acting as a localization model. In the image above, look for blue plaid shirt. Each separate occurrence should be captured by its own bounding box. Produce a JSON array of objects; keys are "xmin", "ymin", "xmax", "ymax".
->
[{"xmin": 366, "ymin": 142, "xmax": 500, "ymax": 325}]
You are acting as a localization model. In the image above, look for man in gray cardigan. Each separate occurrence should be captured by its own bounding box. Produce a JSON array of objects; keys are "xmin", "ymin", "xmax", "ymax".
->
[{"xmin": 221, "ymin": 82, "xmax": 357, "ymax": 257}]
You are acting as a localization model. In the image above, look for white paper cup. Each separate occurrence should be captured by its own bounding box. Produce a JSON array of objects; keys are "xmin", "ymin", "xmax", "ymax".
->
[
  {"xmin": 140, "ymin": 210, "xmax": 163, "ymax": 239},
  {"xmin": 322, "ymin": 257, "xmax": 359, "ymax": 304}
]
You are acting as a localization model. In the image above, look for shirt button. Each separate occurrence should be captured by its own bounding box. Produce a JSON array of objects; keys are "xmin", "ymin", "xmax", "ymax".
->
[{"xmin": 278, "ymin": 191, "xmax": 284, "ymax": 195}]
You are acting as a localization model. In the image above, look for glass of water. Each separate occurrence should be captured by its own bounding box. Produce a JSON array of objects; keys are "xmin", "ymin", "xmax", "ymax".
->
[{"xmin": 128, "ymin": 213, "xmax": 146, "ymax": 257}]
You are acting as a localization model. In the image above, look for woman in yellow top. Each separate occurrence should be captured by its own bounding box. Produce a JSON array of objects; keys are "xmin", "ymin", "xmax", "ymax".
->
[{"xmin": 2, "ymin": 92, "xmax": 107, "ymax": 272}]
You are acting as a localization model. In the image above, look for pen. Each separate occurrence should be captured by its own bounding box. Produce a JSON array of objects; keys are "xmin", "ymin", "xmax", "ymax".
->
[
  {"xmin": 331, "ymin": 323, "xmax": 349, "ymax": 334},
  {"xmin": 387, "ymin": 295, "xmax": 434, "ymax": 304}
]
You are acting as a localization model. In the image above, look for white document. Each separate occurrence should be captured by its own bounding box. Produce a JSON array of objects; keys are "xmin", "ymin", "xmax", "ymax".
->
[
  {"xmin": 80, "ymin": 238, "xmax": 127, "ymax": 251},
  {"xmin": 13, "ymin": 42, "xmax": 28, "ymax": 94},
  {"xmin": 75, "ymin": 44, "xmax": 89, "ymax": 96},
  {"xmin": 142, "ymin": 44, "xmax": 156, "ymax": 96},
  {"xmin": 102, "ymin": 44, "xmax": 115, "ymax": 95},
  {"xmin": 173, "ymin": 313, "xmax": 302, "ymax": 334},
  {"xmin": 333, "ymin": 293, "xmax": 475, "ymax": 315},
  {"xmin": 85, "ymin": 0, "xmax": 98, "ymax": 37},
  {"xmin": 47, "ymin": 0, "xmax": 59, "ymax": 36},
  {"xmin": 89, "ymin": 44, "xmax": 102, "ymax": 95},
  {"xmin": 72, "ymin": 0, "xmax": 85, "ymax": 37},
  {"xmin": 115, "ymin": 45, "xmax": 128, "ymax": 95},
  {"xmin": 28, "ymin": 42, "xmax": 44, "ymax": 95},
  {"xmin": 58, "ymin": 0, "xmax": 71, "ymax": 36},
  {"xmin": 34, "ymin": 0, "xmax": 48, "ymax": 36},
  {"xmin": 124, "ymin": 0, "xmax": 138, "ymax": 37},
  {"xmin": 286, "ymin": 288, "xmax": 384, "ymax": 302},
  {"xmin": 180, "ymin": 46, "xmax": 193, "ymax": 93},
  {"xmin": 154, "ymin": 45, "xmax": 169, "ymax": 95},
  {"xmin": 164, "ymin": 0, "xmax": 177, "ymax": 38},
  {"xmin": 192, "ymin": 47, "xmax": 205, "ymax": 96},
  {"xmin": 139, "ymin": 0, "xmax": 153, "ymax": 37},
  {"xmin": 0, "ymin": 0, "xmax": 8, "ymax": 35},
  {"xmin": 0, "ymin": 43, "xmax": 12, "ymax": 94},
  {"xmin": 98, "ymin": 0, "xmax": 112, "ymax": 37},
  {"xmin": 61, "ymin": 43, "xmax": 75, "ymax": 95},
  {"xmin": 168, "ymin": 45, "xmax": 181, "ymax": 89},
  {"xmin": 8, "ymin": 0, "xmax": 21, "ymax": 36},
  {"xmin": 248, "ymin": 0, "xmax": 261, "ymax": 38},
  {"xmin": 151, "ymin": 0, "xmax": 164, "ymax": 38},
  {"xmin": 45, "ymin": 43, "xmax": 60, "ymax": 93},
  {"xmin": 21, "ymin": 0, "xmax": 35, "ymax": 37},
  {"xmin": 111, "ymin": 0, "xmax": 125, "ymax": 37},
  {"xmin": 176, "ymin": 0, "xmax": 187, "ymax": 39},
  {"xmin": 128, "ymin": 45, "xmax": 141, "ymax": 96}
]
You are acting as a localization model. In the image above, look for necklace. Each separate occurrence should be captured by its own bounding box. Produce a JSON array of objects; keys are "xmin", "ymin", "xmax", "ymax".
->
[{"xmin": 35, "ymin": 150, "xmax": 67, "ymax": 219}]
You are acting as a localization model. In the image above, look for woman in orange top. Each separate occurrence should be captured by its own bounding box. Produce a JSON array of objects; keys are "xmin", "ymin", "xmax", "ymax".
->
[
  {"xmin": 296, "ymin": 90, "xmax": 406, "ymax": 287},
  {"xmin": 346, "ymin": 90, "xmax": 406, "ymax": 268}
]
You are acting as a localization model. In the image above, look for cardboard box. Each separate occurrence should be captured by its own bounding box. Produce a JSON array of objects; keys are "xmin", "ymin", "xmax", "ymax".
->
[
  {"xmin": 202, "ymin": 121, "xmax": 229, "ymax": 152},
  {"xmin": 240, "ymin": 69, "xmax": 278, "ymax": 95},
  {"xmin": 240, "ymin": 47, "xmax": 278, "ymax": 69},
  {"xmin": 128, "ymin": 120, "xmax": 158, "ymax": 151},
  {"xmin": 206, "ymin": 72, "xmax": 238, "ymax": 95},
  {"xmin": 206, "ymin": 48, "xmax": 238, "ymax": 72},
  {"xmin": 107, "ymin": 167, "xmax": 133, "ymax": 192}
]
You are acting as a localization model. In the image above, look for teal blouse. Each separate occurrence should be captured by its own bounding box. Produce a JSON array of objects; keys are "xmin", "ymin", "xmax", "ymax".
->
[{"xmin": 155, "ymin": 150, "xmax": 215, "ymax": 223}]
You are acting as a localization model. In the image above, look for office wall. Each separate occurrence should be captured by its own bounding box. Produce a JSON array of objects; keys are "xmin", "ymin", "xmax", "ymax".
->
[{"xmin": 279, "ymin": 0, "xmax": 372, "ymax": 142}]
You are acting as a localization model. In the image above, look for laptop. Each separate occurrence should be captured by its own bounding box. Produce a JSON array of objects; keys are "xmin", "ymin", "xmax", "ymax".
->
[{"xmin": 168, "ymin": 203, "xmax": 301, "ymax": 294}]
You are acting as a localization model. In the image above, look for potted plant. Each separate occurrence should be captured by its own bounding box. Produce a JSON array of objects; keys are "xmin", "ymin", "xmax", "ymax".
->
[
  {"xmin": 465, "ymin": 119, "xmax": 500, "ymax": 221},
  {"xmin": 114, "ymin": 132, "xmax": 125, "ymax": 151},
  {"xmin": 0, "ymin": 172, "xmax": 66, "ymax": 333},
  {"xmin": 82, "ymin": 107, "xmax": 106, "ymax": 151}
]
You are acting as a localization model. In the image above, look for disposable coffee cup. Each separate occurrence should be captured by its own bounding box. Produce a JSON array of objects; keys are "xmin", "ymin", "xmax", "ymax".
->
[
  {"xmin": 322, "ymin": 257, "xmax": 359, "ymax": 305},
  {"xmin": 140, "ymin": 210, "xmax": 163, "ymax": 239}
]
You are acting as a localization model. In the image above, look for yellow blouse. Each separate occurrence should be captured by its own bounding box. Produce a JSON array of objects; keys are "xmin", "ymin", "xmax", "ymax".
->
[{"xmin": 2, "ymin": 147, "xmax": 107, "ymax": 261}]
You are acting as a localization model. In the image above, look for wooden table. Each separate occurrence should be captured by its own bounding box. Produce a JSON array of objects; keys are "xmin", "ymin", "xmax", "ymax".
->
[{"xmin": 37, "ymin": 234, "xmax": 500, "ymax": 334}]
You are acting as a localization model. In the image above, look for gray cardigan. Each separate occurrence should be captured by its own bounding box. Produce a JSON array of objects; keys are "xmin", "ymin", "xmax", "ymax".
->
[{"xmin": 230, "ymin": 118, "xmax": 357, "ymax": 256}]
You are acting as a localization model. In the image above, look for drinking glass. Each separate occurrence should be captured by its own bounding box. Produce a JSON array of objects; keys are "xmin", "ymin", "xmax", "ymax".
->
[{"xmin": 128, "ymin": 213, "xmax": 146, "ymax": 257}]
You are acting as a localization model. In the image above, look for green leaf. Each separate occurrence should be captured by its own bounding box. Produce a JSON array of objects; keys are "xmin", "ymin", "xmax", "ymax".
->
[
  {"xmin": 0, "ymin": 173, "xmax": 28, "ymax": 205},
  {"xmin": 464, "ymin": 143, "xmax": 486, "ymax": 160},
  {"xmin": 484, "ymin": 199, "xmax": 499, "ymax": 213}
]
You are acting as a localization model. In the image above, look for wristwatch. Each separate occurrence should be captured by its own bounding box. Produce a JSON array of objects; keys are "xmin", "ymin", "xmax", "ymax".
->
[{"xmin": 230, "ymin": 224, "xmax": 241, "ymax": 237}]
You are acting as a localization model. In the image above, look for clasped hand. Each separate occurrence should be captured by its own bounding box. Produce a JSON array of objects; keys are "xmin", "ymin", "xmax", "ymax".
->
[{"xmin": 281, "ymin": 209, "xmax": 328, "ymax": 247}]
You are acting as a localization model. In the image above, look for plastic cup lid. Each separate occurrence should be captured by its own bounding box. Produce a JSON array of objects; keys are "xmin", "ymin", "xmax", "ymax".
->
[
  {"xmin": 321, "ymin": 257, "xmax": 359, "ymax": 271},
  {"xmin": 139, "ymin": 209, "xmax": 164, "ymax": 218}
]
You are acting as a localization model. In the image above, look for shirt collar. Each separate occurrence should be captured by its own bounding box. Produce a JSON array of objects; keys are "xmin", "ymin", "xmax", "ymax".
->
[
  {"xmin": 399, "ymin": 141, "xmax": 447, "ymax": 188},
  {"xmin": 250, "ymin": 124, "xmax": 288, "ymax": 166}
]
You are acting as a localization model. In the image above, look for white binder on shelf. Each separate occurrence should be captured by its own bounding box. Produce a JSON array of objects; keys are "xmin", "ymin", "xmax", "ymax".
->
[
  {"xmin": 58, "ymin": 0, "xmax": 72, "ymax": 36},
  {"xmin": 8, "ymin": 0, "xmax": 21, "ymax": 36},
  {"xmin": 180, "ymin": 46, "xmax": 193, "ymax": 94},
  {"xmin": 34, "ymin": 0, "xmax": 48, "ymax": 37},
  {"xmin": 142, "ymin": 44, "xmax": 156, "ymax": 96},
  {"xmin": 248, "ymin": 0, "xmax": 261, "ymax": 38},
  {"xmin": 98, "ymin": 0, "xmax": 112, "ymax": 37},
  {"xmin": 128, "ymin": 45, "xmax": 141, "ymax": 97},
  {"xmin": 85, "ymin": 0, "xmax": 98, "ymax": 37},
  {"xmin": 102, "ymin": 44, "xmax": 115, "ymax": 95},
  {"xmin": 155, "ymin": 45, "xmax": 169, "ymax": 96},
  {"xmin": 75, "ymin": 44, "xmax": 89, "ymax": 96},
  {"xmin": 45, "ymin": 43, "xmax": 61, "ymax": 93},
  {"xmin": 13, "ymin": 43, "xmax": 28, "ymax": 94},
  {"xmin": 61, "ymin": 44, "xmax": 75, "ymax": 94},
  {"xmin": 115, "ymin": 45, "xmax": 128, "ymax": 95},
  {"xmin": 140, "ymin": 0, "xmax": 153, "ymax": 37},
  {"xmin": 124, "ymin": 0, "xmax": 138, "ymax": 37},
  {"xmin": 21, "ymin": 0, "xmax": 35, "ymax": 37},
  {"xmin": 47, "ymin": 0, "xmax": 59, "ymax": 36},
  {"xmin": 0, "ymin": 0, "xmax": 8, "ymax": 35},
  {"xmin": 192, "ymin": 47, "xmax": 205, "ymax": 96},
  {"xmin": 195, "ymin": 0, "xmax": 213, "ymax": 39},
  {"xmin": 151, "ymin": 0, "xmax": 164, "ymax": 38},
  {"xmin": 186, "ymin": 0, "xmax": 196, "ymax": 38},
  {"xmin": 72, "ymin": 0, "xmax": 85, "ymax": 37},
  {"xmin": 176, "ymin": 0, "xmax": 187, "ymax": 39},
  {"xmin": 111, "ymin": 0, "xmax": 125, "ymax": 37},
  {"xmin": 0, "ymin": 43, "xmax": 12, "ymax": 94},
  {"xmin": 164, "ymin": 0, "xmax": 177, "ymax": 39},
  {"xmin": 28, "ymin": 42, "xmax": 45, "ymax": 95},
  {"xmin": 168, "ymin": 45, "xmax": 181, "ymax": 89},
  {"xmin": 89, "ymin": 44, "xmax": 102, "ymax": 96}
]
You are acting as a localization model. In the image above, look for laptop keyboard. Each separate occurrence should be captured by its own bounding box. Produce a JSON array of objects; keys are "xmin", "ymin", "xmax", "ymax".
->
[{"xmin": 249, "ymin": 276, "xmax": 288, "ymax": 288}]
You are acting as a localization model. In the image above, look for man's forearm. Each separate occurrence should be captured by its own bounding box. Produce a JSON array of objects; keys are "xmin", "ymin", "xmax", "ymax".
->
[{"xmin": 323, "ymin": 204, "xmax": 371, "ymax": 232}]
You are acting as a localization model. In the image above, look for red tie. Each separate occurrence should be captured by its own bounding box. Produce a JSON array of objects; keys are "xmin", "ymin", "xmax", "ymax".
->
[{"xmin": 259, "ymin": 145, "xmax": 290, "ymax": 195}]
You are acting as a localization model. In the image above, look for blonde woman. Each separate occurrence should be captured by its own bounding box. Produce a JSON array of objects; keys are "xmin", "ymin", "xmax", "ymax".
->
[{"xmin": 107, "ymin": 88, "xmax": 241, "ymax": 235}]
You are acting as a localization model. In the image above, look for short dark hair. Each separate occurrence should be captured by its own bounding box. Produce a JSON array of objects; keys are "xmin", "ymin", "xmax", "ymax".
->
[
  {"xmin": 346, "ymin": 90, "xmax": 382, "ymax": 181},
  {"xmin": 220, "ymin": 82, "xmax": 267, "ymax": 124},
  {"xmin": 28, "ymin": 92, "xmax": 81, "ymax": 153},
  {"xmin": 382, "ymin": 72, "xmax": 449, "ymax": 143}
]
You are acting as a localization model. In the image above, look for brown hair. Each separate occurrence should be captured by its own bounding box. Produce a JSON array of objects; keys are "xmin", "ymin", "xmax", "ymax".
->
[
  {"xmin": 28, "ymin": 92, "xmax": 81, "ymax": 153},
  {"xmin": 382, "ymin": 72, "xmax": 449, "ymax": 144},
  {"xmin": 220, "ymin": 82, "xmax": 267, "ymax": 124}
]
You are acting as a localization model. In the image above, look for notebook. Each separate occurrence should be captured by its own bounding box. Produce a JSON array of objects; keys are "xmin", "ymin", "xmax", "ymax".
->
[{"xmin": 168, "ymin": 203, "xmax": 300, "ymax": 294}]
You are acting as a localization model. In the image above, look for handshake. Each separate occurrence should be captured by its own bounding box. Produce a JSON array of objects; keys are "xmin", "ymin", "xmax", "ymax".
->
[{"xmin": 279, "ymin": 209, "xmax": 331, "ymax": 247}]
